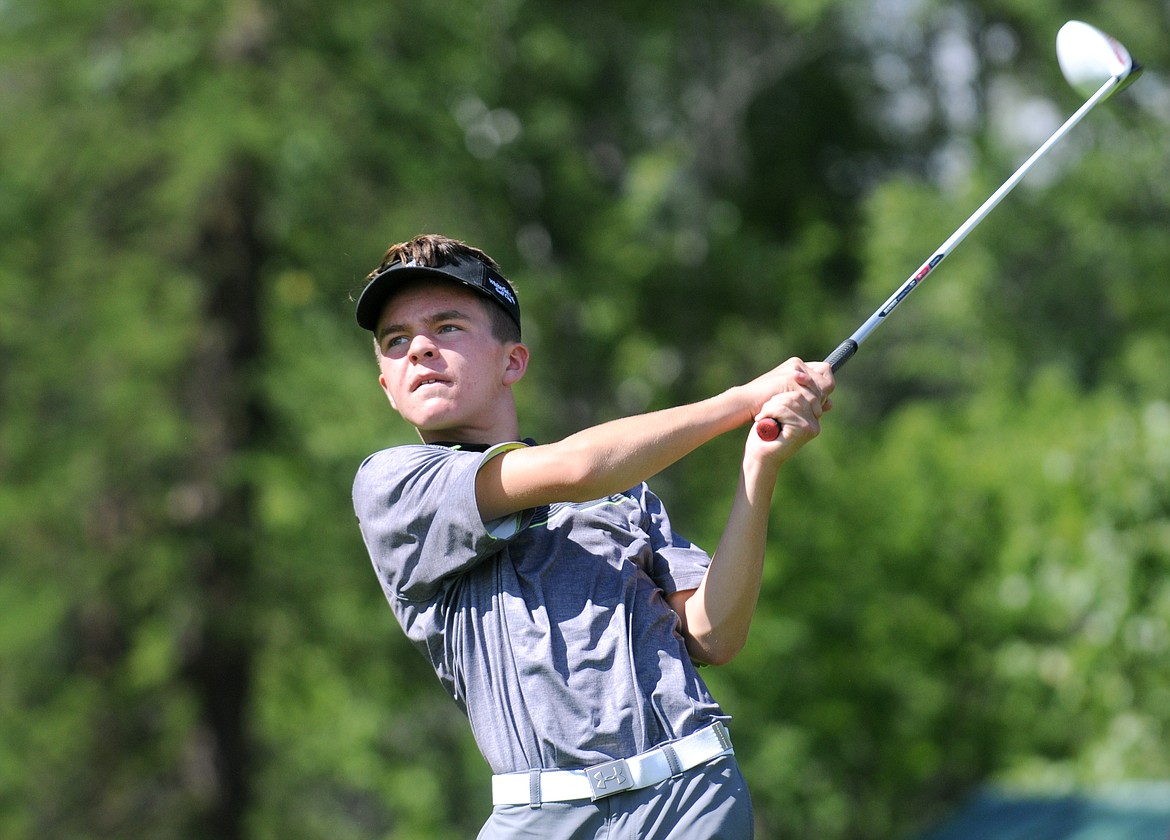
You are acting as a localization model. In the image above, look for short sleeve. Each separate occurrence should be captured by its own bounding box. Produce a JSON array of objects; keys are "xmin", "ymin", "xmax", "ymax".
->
[
  {"xmin": 641, "ymin": 485, "xmax": 711, "ymax": 594},
  {"xmin": 353, "ymin": 442, "xmax": 529, "ymax": 602}
]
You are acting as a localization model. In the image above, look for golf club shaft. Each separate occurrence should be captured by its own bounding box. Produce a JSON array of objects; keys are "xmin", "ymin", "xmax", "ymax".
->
[{"xmin": 756, "ymin": 72, "xmax": 1122, "ymax": 441}]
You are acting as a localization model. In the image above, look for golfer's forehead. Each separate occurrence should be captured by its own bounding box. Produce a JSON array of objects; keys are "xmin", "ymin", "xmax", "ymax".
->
[{"xmin": 376, "ymin": 280, "xmax": 487, "ymax": 330}]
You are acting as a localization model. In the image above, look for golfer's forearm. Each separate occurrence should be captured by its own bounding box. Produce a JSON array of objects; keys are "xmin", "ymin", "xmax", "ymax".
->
[
  {"xmin": 681, "ymin": 462, "xmax": 776, "ymax": 665},
  {"xmin": 479, "ymin": 388, "xmax": 752, "ymax": 519},
  {"xmin": 555, "ymin": 394, "xmax": 746, "ymax": 492}
]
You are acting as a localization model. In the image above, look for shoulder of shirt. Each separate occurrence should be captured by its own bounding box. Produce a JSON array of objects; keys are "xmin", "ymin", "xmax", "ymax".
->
[
  {"xmin": 353, "ymin": 445, "xmax": 460, "ymax": 503},
  {"xmin": 356, "ymin": 440, "xmax": 533, "ymax": 473},
  {"xmin": 357, "ymin": 443, "xmax": 450, "ymax": 473}
]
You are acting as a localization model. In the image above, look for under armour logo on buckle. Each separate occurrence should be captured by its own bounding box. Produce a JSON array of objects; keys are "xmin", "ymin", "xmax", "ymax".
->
[
  {"xmin": 591, "ymin": 765, "xmax": 627, "ymax": 790},
  {"xmin": 587, "ymin": 758, "xmax": 634, "ymax": 800}
]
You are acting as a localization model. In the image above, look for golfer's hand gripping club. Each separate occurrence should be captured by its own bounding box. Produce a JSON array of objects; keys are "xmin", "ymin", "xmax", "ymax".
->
[{"xmin": 754, "ymin": 341, "xmax": 855, "ymax": 441}]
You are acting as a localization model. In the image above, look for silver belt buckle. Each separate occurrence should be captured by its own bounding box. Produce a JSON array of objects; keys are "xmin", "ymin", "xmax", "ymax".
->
[
  {"xmin": 587, "ymin": 758, "xmax": 634, "ymax": 800},
  {"xmin": 712, "ymin": 720, "xmax": 732, "ymax": 751}
]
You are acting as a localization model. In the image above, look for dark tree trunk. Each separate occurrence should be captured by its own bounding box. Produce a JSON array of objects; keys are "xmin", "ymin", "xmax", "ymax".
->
[{"xmin": 181, "ymin": 155, "xmax": 267, "ymax": 840}]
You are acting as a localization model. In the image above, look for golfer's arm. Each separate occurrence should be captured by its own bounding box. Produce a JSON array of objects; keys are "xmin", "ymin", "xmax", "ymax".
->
[
  {"xmin": 475, "ymin": 389, "xmax": 753, "ymax": 522},
  {"xmin": 669, "ymin": 459, "xmax": 778, "ymax": 666}
]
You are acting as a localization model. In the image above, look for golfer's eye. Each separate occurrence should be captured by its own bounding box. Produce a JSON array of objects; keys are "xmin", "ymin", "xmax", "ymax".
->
[{"xmin": 382, "ymin": 335, "xmax": 409, "ymax": 354}]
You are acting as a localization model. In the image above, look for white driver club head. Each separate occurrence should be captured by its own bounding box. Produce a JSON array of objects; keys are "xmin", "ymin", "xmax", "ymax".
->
[{"xmin": 1057, "ymin": 20, "xmax": 1143, "ymax": 98}]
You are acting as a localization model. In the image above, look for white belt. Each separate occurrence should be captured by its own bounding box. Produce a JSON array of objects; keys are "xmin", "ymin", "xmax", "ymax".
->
[{"xmin": 491, "ymin": 721, "xmax": 734, "ymax": 806}]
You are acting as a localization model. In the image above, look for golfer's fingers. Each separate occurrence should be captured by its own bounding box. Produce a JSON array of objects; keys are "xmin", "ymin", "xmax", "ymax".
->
[
  {"xmin": 807, "ymin": 361, "xmax": 836, "ymax": 396},
  {"xmin": 794, "ymin": 362, "xmax": 835, "ymax": 403},
  {"xmin": 789, "ymin": 373, "xmax": 829, "ymax": 415},
  {"xmin": 759, "ymin": 389, "xmax": 822, "ymax": 430}
]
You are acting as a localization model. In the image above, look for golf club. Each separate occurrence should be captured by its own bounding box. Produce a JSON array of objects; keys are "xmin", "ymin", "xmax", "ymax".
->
[{"xmin": 756, "ymin": 20, "xmax": 1142, "ymax": 441}]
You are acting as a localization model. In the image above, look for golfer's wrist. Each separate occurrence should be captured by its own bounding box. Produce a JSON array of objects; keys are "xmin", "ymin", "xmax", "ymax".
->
[
  {"xmin": 718, "ymin": 384, "xmax": 763, "ymax": 430},
  {"xmin": 742, "ymin": 445, "xmax": 783, "ymax": 485}
]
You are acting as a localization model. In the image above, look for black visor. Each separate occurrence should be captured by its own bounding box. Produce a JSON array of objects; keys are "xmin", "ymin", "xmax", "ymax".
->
[{"xmin": 355, "ymin": 255, "xmax": 521, "ymax": 336}]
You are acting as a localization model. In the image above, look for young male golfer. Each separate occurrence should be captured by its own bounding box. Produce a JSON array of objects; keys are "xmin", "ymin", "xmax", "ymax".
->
[{"xmin": 352, "ymin": 234, "xmax": 834, "ymax": 838}]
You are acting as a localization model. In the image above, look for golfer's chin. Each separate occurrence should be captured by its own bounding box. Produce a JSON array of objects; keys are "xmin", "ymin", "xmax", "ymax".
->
[{"xmin": 403, "ymin": 404, "xmax": 468, "ymax": 438}]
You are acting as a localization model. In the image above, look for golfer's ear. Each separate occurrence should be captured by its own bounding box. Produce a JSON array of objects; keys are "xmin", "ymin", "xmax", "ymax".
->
[
  {"xmin": 378, "ymin": 373, "xmax": 398, "ymax": 410},
  {"xmin": 503, "ymin": 342, "xmax": 529, "ymax": 386}
]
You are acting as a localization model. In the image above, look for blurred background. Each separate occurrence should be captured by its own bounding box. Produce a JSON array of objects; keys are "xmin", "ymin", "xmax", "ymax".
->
[{"xmin": 1, "ymin": 0, "xmax": 1168, "ymax": 838}]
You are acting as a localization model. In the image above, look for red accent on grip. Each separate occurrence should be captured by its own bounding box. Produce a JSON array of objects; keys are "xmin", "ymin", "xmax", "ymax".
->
[{"xmin": 755, "ymin": 419, "xmax": 780, "ymax": 441}]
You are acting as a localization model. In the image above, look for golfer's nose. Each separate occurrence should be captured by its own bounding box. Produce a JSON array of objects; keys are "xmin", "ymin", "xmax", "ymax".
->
[{"xmin": 408, "ymin": 333, "xmax": 437, "ymax": 361}]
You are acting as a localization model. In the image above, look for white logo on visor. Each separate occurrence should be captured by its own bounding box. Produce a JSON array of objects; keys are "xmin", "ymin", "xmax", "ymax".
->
[{"xmin": 488, "ymin": 277, "xmax": 516, "ymax": 305}]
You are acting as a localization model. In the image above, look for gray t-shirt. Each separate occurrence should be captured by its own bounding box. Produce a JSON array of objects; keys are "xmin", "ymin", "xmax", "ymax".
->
[{"xmin": 352, "ymin": 441, "xmax": 728, "ymax": 774}]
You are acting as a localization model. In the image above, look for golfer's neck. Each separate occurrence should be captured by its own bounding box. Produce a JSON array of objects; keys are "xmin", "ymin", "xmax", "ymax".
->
[{"xmin": 417, "ymin": 403, "xmax": 521, "ymax": 447}]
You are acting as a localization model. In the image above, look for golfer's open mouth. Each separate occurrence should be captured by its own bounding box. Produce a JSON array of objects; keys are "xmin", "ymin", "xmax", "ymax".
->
[{"xmin": 411, "ymin": 375, "xmax": 451, "ymax": 392}]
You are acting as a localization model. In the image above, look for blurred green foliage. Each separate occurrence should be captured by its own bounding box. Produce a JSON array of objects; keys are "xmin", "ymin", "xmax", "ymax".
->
[{"xmin": 0, "ymin": 1, "xmax": 1167, "ymax": 838}]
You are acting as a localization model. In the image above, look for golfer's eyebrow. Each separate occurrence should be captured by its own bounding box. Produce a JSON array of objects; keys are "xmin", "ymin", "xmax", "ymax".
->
[{"xmin": 377, "ymin": 309, "xmax": 474, "ymax": 343}]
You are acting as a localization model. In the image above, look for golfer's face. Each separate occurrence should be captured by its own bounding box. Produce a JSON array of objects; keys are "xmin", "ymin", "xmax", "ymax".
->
[{"xmin": 374, "ymin": 281, "xmax": 514, "ymax": 436}]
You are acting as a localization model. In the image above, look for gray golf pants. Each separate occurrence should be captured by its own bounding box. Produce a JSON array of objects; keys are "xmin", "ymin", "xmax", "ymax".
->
[{"xmin": 476, "ymin": 755, "xmax": 753, "ymax": 839}]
